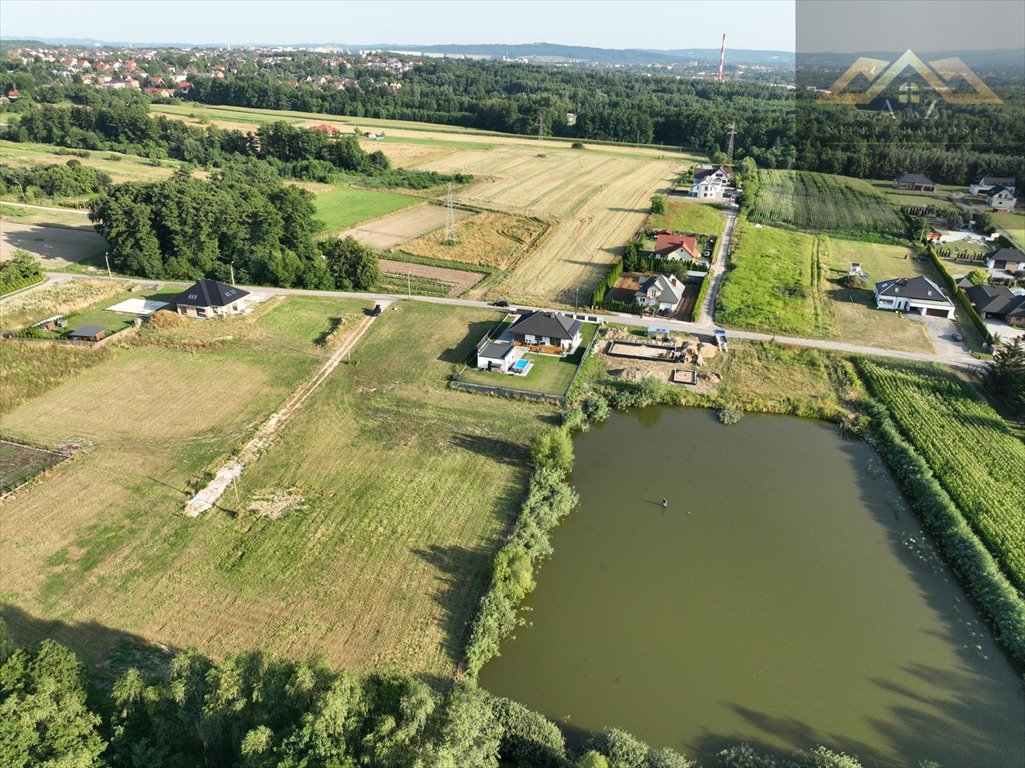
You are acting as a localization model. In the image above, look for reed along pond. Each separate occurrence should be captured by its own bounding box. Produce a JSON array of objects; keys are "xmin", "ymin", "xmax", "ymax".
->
[{"xmin": 479, "ymin": 409, "xmax": 1024, "ymax": 766}]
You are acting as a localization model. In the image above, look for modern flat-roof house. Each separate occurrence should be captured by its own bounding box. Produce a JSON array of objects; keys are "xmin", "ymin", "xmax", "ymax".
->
[
  {"xmin": 894, "ymin": 173, "xmax": 936, "ymax": 192},
  {"xmin": 691, "ymin": 165, "xmax": 731, "ymax": 200},
  {"xmin": 174, "ymin": 279, "xmax": 251, "ymax": 319},
  {"xmin": 985, "ymin": 185, "xmax": 1017, "ymax": 212},
  {"xmin": 507, "ymin": 311, "xmax": 582, "ymax": 354},
  {"xmin": 874, "ymin": 276, "xmax": 955, "ymax": 319},
  {"xmin": 476, "ymin": 340, "xmax": 529, "ymax": 372},
  {"xmin": 68, "ymin": 325, "xmax": 107, "ymax": 342},
  {"xmin": 970, "ymin": 176, "xmax": 1016, "ymax": 196},
  {"xmin": 965, "ymin": 284, "xmax": 1025, "ymax": 327},
  {"xmin": 984, "ymin": 247, "xmax": 1025, "ymax": 272},
  {"xmin": 635, "ymin": 274, "xmax": 686, "ymax": 313},
  {"xmin": 654, "ymin": 233, "xmax": 701, "ymax": 261}
]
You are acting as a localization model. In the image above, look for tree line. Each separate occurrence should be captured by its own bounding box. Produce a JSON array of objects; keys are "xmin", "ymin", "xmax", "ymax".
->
[
  {"xmin": 0, "ymin": 158, "xmax": 110, "ymax": 200},
  {"xmin": 0, "ymin": 618, "xmax": 865, "ymax": 768}
]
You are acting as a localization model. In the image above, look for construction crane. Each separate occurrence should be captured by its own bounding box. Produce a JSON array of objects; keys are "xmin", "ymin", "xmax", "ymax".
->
[{"xmin": 718, "ymin": 33, "xmax": 727, "ymax": 83}]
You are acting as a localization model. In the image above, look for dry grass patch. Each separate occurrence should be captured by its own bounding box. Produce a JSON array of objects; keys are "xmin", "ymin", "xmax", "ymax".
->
[
  {"xmin": 401, "ymin": 211, "xmax": 545, "ymax": 270},
  {"xmin": 0, "ymin": 279, "xmax": 126, "ymax": 332}
]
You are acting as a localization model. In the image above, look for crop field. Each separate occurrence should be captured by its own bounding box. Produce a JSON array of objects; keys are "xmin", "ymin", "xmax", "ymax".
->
[
  {"xmin": 749, "ymin": 170, "xmax": 905, "ymax": 238},
  {"xmin": 400, "ymin": 210, "xmax": 546, "ymax": 270},
  {"xmin": 0, "ymin": 439, "xmax": 66, "ymax": 494},
  {"xmin": 856, "ymin": 359, "xmax": 1025, "ymax": 592},
  {"xmin": 648, "ymin": 198, "xmax": 726, "ymax": 235},
  {"xmin": 338, "ymin": 204, "xmax": 473, "ymax": 251},
  {"xmin": 420, "ymin": 146, "xmax": 679, "ymax": 304},
  {"xmin": 377, "ymin": 258, "xmax": 484, "ymax": 297},
  {"xmin": 1, "ymin": 299, "xmax": 552, "ymax": 676},
  {"xmin": 313, "ymin": 187, "xmax": 420, "ymax": 234}
]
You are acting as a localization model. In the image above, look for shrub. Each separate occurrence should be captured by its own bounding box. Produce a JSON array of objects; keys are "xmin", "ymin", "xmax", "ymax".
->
[
  {"xmin": 493, "ymin": 698, "xmax": 567, "ymax": 767},
  {"xmin": 650, "ymin": 195, "xmax": 667, "ymax": 215},
  {"xmin": 571, "ymin": 141, "xmax": 586, "ymax": 149},
  {"xmin": 718, "ymin": 406, "xmax": 743, "ymax": 425},
  {"xmin": 531, "ymin": 427, "xmax": 574, "ymax": 473},
  {"xmin": 967, "ymin": 268, "xmax": 989, "ymax": 286},
  {"xmin": 581, "ymin": 392, "xmax": 610, "ymax": 422},
  {"xmin": 562, "ymin": 406, "xmax": 589, "ymax": 432}
]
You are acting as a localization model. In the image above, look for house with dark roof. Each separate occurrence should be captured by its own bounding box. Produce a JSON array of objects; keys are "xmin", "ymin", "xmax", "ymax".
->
[
  {"xmin": 174, "ymin": 279, "xmax": 251, "ymax": 319},
  {"xmin": 476, "ymin": 340, "xmax": 527, "ymax": 372},
  {"xmin": 635, "ymin": 274, "xmax": 686, "ymax": 313},
  {"xmin": 985, "ymin": 185, "xmax": 1017, "ymax": 212},
  {"xmin": 970, "ymin": 176, "xmax": 1016, "ymax": 197},
  {"xmin": 983, "ymin": 248, "xmax": 1025, "ymax": 273},
  {"xmin": 965, "ymin": 284, "xmax": 1025, "ymax": 327},
  {"xmin": 506, "ymin": 311, "xmax": 582, "ymax": 353},
  {"xmin": 654, "ymin": 233, "xmax": 701, "ymax": 261},
  {"xmin": 894, "ymin": 173, "xmax": 935, "ymax": 192},
  {"xmin": 874, "ymin": 276, "xmax": 955, "ymax": 319}
]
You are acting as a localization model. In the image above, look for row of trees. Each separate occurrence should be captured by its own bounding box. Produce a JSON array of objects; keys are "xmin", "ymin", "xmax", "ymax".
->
[
  {"xmin": 0, "ymin": 248, "xmax": 44, "ymax": 294},
  {"xmin": 0, "ymin": 158, "xmax": 110, "ymax": 199}
]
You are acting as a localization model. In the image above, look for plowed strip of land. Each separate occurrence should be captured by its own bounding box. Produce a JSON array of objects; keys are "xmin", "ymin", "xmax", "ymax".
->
[
  {"xmin": 378, "ymin": 259, "xmax": 483, "ymax": 297},
  {"xmin": 339, "ymin": 205, "xmax": 474, "ymax": 250},
  {"xmin": 418, "ymin": 147, "xmax": 679, "ymax": 304}
]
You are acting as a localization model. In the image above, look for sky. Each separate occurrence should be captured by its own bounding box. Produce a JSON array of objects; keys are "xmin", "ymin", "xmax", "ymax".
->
[{"xmin": 0, "ymin": 0, "xmax": 797, "ymax": 50}]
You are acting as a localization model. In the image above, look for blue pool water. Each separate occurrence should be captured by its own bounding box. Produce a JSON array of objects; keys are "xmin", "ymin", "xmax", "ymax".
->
[{"xmin": 513, "ymin": 360, "xmax": 529, "ymax": 371}]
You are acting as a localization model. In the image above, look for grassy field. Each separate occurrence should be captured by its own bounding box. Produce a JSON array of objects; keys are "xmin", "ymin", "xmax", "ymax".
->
[
  {"xmin": 992, "ymin": 211, "xmax": 1025, "ymax": 250},
  {"xmin": 648, "ymin": 198, "xmax": 726, "ymax": 235},
  {"xmin": 400, "ymin": 211, "xmax": 546, "ymax": 270},
  {"xmin": 856, "ymin": 359, "xmax": 1025, "ymax": 593},
  {"xmin": 314, "ymin": 187, "xmax": 420, "ymax": 233},
  {"xmin": 717, "ymin": 219, "xmax": 832, "ymax": 336},
  {"xmin": 1, "ymin": 298, "xmax": 553, "ymax": 677},
  {"xmin": 750, "ymin": 170, "xmax": 906, "ymax": 238},
  {"xmin": 0, "ymin": 139, "xmax": 189, "ymax": 187},
  {"xmin": 458, "ymin": 321, "xmax": 598, "ymax": 396},
  {"xmin": 0, "ymin": 279, "xmax": 128, "ymax": 332},
  {"xmin": 0, "ymin": 340, "xmax": 120, "ymax": 414}
]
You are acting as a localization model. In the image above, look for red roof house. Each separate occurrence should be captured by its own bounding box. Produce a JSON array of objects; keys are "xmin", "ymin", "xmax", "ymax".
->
[{"xmin": 654, "ymin": 233, "xmax": 701, "ymax": 261}]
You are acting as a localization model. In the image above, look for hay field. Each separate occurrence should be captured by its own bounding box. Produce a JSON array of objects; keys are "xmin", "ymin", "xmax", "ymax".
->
[
  {"xmin": 338, "ymin": 204, "xmax": 473, "ymax": 250},
  {"xmin": 400, "ymin": 210, "xmax": 546, "ymax": 270},
  {"xmin": 1, "ymin": 299, "xmax": 550, "ymax": 677},
  {"xmin": 419, "ymin": 146, "xmax": 679, "ymax": 304}
]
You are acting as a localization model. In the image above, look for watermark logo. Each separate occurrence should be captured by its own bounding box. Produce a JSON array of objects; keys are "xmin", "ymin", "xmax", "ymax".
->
[{"xmin": 819, "ymin": 49, "xmax": 1001, "ymax": 108}]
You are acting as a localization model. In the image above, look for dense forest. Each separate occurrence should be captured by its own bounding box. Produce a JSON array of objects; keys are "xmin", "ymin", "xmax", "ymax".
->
[{"xmin": 0, "ymin": 620, "xmax": 865, "ymax": 768}]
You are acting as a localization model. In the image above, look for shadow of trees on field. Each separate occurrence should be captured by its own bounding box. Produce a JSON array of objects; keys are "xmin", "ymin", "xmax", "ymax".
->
[
  {"xmin": 450, "ymin": 432, "xmax": 528, "ymax": 466},
  {"xmin": 1, "ymin": 224, "xmax": 106, "ymax": 265},
  {"xmin": 437, "ymin": 320, "xmax": 497, "ymax": 364}
]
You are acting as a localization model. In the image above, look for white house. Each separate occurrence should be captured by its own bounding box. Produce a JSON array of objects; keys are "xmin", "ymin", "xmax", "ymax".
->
[
  {"xmin": 984, "ymin": 247, "xmax": 1025, "ymax": 272},
  {"xmin": 969, "ymin": 176, "xmax": 1016, "ymax": 196},
  {"xmin": 174, "ymin": 279, "xmax": 251, "ymax": 319},
  {"xmin": 985, "ymin": 185, "xmax": 1017, "ymax": 212},
  {"xmin": 874, "ymin": 276, "xmax": 955, "ymax": 319},
  {"xmin": 691, "ymin": 165, "xmax": 732, "ymax": 200},
  {"xmin": 635, "ymin": 274, "xmax": 686, "ymax": 313},
  {"xmin": 476, "ymin": 341, "xmax": 526, "ymax": 372}
]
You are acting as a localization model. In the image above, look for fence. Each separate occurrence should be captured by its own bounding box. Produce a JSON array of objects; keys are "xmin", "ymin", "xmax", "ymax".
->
[{"xmin": 925, "ymin": 245, "xmax": 992, "ymax": 344}]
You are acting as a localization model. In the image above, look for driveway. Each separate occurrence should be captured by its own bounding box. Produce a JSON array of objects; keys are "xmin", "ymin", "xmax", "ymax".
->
[{"xmin": 907, "ymin": 314, "xmax": 973, "ymax": 363}]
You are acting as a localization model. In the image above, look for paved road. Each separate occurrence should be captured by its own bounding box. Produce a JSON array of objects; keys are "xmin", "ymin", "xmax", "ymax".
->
[
  {"xmin": 22, "ymin": 270, "xmax": 985, "ymax": 370},
  {"xmin": 695, "ymin": 204, "xmax": 737, "ymax": 327}
]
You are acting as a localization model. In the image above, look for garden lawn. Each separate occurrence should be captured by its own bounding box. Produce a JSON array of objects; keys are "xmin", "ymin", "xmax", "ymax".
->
[
  {"xmin": 314, "ymin": 186, "xmax": 419, "ymax": 233},
  {"xmin": 1, "ymin": 299, "xmax": 553, "ymax": 679},
  {"xmin": 458, "ymin": 321, "xmax": 597, "ymax": 396},
  {"xmin": 992, "ymin": 211, "xmax": 1025, "ymax": 250}
]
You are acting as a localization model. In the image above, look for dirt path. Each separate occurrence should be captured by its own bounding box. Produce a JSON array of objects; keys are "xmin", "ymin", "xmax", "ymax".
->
[
  {"xmin": 378, "ymin": 259, "xmax": 485, "ymax": 297},
  {"xmin": 697, "ymin": 206, "xmax": 738, "ymax": 326},
  {"xmin": 183, "ymin": 304, "xmax": 387, "ymax": 517}
]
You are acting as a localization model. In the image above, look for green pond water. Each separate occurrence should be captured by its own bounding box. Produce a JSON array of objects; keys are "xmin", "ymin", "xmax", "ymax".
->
[{"xmin": 479, "ymin": 409, "xmax": 1025, "ymax": 766}]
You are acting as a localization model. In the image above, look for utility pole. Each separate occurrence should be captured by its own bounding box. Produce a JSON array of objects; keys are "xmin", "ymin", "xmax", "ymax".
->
[
  {"xmin": 442, "ymin": 182, "xmax": 459, "ymax": 245},
  {"xmin": 726, "ymin": 122, "xmax": 737, "ymax": 162},
  {"xmin": 231, "ymin": 476, "xmax": 240, "ymax": 513},
  {"xmin": 537, "ymin": 113, "xmax": 545, "ymax": 142},
  {"xmin": 104, "ymin": 252, "xmax": 112, "ymax": 279},
  {"xmin": 230, "ymin": 263, "xmax": 236, "ymax": 286},
  {"xmin": 407, "ymin": 271, "xmax": 411, "ymax": 298}
]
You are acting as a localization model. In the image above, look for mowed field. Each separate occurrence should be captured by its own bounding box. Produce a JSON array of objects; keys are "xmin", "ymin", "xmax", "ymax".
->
[
  {"xmin": 1, "ymin": 298, "xmax": 551, "ymax": 676},
  {"xmin": 420, "ymin": 146, "xmax": 679, "ymax": 304}
]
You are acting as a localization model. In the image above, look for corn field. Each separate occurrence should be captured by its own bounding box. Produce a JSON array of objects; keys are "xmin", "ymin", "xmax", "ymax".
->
[
  {"xmin": 750, "ymin": 170, "xmax": 905, "ymax": 238},
  {"xmin": 858, "ymin": 359, "xmax": 1025, "ymax": 591}
]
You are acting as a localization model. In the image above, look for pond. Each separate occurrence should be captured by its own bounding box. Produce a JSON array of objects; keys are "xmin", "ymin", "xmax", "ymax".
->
[{"xmin": 479, "ymin": 409, "xmax": 1024, "ymax": 766}]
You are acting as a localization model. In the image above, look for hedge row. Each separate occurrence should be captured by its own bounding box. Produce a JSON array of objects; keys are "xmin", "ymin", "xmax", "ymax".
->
[
  {"xmin": 591, "ymin": 257, "xmax": 625, "ymax": 306},
  {"xmin": 0, "ymin": 273, "xmax": 45, "ymax": 297},
  {"xmin": 924, "ymin": 244, "xmax": 992, "ymax": 344},
  {"xmin": 464, "ymin": 432, "xmax": 579, "ymax": 678},
  {"xmin": 856, "ymin": 390, "xmax": 1025, "ymax": 665}
]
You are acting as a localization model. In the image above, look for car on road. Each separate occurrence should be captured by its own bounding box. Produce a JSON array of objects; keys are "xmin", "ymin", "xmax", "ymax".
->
[
  {"xmin": 370, "ymin": 304, "xmax": 383, "ymax": 317},
  {"xmin": 490, "ymin": 300, "xmax": 510, "ymax": 307},
  {"xmin": 952, "ymin": 332, "xmax": 963, "ymax": 342}
]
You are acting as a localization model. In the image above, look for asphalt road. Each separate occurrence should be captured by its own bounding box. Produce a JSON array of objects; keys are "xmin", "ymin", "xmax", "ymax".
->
[{"xmin": 17, "ymin": 270, "xmax": 984, "ymax": 371}]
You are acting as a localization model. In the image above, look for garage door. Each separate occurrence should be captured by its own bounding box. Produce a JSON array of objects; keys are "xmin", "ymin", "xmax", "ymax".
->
[{"xmin": 925, "ymin": 308, "xmax": 950, "ymax": 317}]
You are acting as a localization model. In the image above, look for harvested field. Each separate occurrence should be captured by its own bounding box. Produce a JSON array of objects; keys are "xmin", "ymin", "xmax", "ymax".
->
[
  {"xmin": 400, "ymin": 210, "xmax": 545, "ymax": 270},
  {"xmin": 339, "ymin": 204, "xmax": 474, "ymax": 250},
  {"xmin": 378, "ymin": 259, "xmax": 484, "ymax": 297},
  {"xmin": 419, "ymin": 146, "xmax": 679, "ymax": 304},
  {"xmin": 0, "ymin": 221, "xmax": 107, "ymax": 269},
  {"xmin": 0, "ymin": 439, "xmax": 67, "ymax": 494}
]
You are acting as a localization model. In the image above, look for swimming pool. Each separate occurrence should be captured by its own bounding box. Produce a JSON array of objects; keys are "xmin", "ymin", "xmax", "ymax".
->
[{"xmin": 512, "ymin": 359, "xmax": 530, "ymax": 372}]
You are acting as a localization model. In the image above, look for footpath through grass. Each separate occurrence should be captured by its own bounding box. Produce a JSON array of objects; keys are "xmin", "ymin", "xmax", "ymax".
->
[{"xmin": 856, "ymin": 359, "xmax": 1025, "ymax": 593}]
